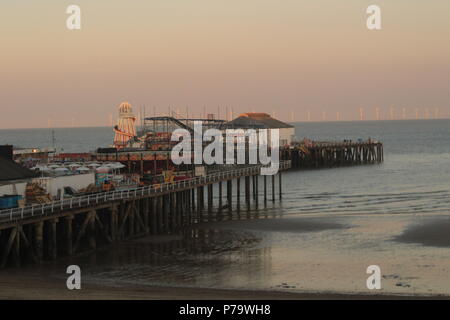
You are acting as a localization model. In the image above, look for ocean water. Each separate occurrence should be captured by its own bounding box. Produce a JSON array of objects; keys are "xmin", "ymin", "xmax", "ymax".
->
[
  {"xmin": 286, "ymin": 119, "xmax": 450, "ymax": 215},
  {"xmin": 0, "ymin": 127, "xmax": 112, "ymax": 153},
  {"xmin": 1, "ymin": 120, "xmax": 449, "ymax": 215},
  {"xmin": 3, "ymin": 120, "xmax": 450, "ymax": 295}
]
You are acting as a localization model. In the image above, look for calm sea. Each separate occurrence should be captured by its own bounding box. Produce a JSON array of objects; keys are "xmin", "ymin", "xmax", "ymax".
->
[
  {"xmin": 3, "ymin": 120, "xmax": 450, "ymax": 295},
  {"xmin": 1, "ymin": 119, "xmax": 449, "ymax": 215}
]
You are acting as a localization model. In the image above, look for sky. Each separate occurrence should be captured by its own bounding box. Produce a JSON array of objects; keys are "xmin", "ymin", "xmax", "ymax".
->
[{"xmin": 1, "ymin": 0, "xmax": 450, "ymax": 128}]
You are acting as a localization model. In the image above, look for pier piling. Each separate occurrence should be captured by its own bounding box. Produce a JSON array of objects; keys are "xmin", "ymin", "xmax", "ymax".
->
[{"xmin": 0, "ymin": 162, "xmax": 290, "ymax": 268}]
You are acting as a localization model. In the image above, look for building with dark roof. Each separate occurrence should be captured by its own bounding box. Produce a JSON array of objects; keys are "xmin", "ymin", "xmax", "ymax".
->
[
  {"xmin": 0, "ymin": 157, "xmax": 38, "ymax": 183},
  {"xmin": 223, "ymin": 113, "xmax": 295, "ymax": 146},
  {"xmin": 0, "ymin": 153, "xmax": 37, "ymax": 201},
  {"xmin": 0, "ymin": 145, "xmax": 37, "ymax": 183}
]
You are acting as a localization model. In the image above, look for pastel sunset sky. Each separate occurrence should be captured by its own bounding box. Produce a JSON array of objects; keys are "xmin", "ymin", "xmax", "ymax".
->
[{"xmin": 1, "ymin": 0, "xmax": 450, "ymax": 128}]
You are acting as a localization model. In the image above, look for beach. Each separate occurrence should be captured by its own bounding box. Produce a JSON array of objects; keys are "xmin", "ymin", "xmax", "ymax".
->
[
  {"xmin": 0, "ymin": 273, "xmax": 443, "ymax": 300},
  {"xmin": 1, "ymin": 211, "xmax": 450, "ymax": 299}
]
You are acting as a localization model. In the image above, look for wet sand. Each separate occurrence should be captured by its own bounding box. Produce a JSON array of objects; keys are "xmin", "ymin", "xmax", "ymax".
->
[
  {"xmin": 2, "ymin": 213, "xmax": 450, "ymax": 299},
  {"xmin": 394, "ymin": 217, "xmax": 450, "ymax": 248},
  {"xmin": 198, "ymin": 217, "xmax": 348, "ymax": 233},
  {"xmin": 0, "ymin": 273, "xmax": 442, "ymax": 300}
]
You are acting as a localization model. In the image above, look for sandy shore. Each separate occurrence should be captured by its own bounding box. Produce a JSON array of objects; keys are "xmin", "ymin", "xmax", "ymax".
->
[
  {"xmin": 394, "ymin": 217, "xmax": 450, "ymax": 247},
  {"xmin": 2, "ymin": 213, "xmax": 450, "ymax": 300},
  {"xmin": 0, "ymin": 273, "xmax": 445, "ymax": 300}
]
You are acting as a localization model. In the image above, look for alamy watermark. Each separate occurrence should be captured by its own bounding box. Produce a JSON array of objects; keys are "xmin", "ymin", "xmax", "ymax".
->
[
  {"xmin": 66, "ymin": 265, "xmax": 81, "ymax": 290},
  {"xmin": 366, "ymin": 265, "xmax": 382, "ymax": 290},
  {"xmin": 367, "ymin": 5, "xmax": 382, "ymax": 30},
  {"xmin": 66, "ymin": 5, "xmax": 381, "ymax": 31},
  {"xmin": 170, "ymin": 121, "xmax": 280, "ymax": 175},
  {"xmin": 66, "ymin": 5, "xmax": 81, "ymax": 30}
]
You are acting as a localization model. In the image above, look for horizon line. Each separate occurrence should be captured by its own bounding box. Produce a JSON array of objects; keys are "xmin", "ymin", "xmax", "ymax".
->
[{"xmin": 1, "ymin": 117, "xmax": 450, "ymax": 130}]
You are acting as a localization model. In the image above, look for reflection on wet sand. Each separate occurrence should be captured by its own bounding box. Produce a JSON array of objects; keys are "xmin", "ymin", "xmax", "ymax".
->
[
  {"xmin": 66, "ymin": 224, "xmax": 273, "ymax": 290},
  {"xmin": 394, "ymin": 217, "xmax": 450, "ymax": 248},
  {"xmin": 33, "ymin": 212, "xmax": 350, "ymax": 292},
  {"xmin": 2, "ymin": 211, "xmax": 450, "ymax": 297}
]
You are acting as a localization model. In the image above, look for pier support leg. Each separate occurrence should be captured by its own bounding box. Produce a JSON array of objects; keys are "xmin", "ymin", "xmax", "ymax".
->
[
  {"xmin": 170, "ymin": 193, "xmax": 176, "ymax": 231},
  {"xmin": 227, "ymin": 180, "xmax": 232, "ymax": 215},
  {"xmin": 236, "ymin": 177, "xmax": 241, "ymax": 213},
  {"xmin": 65, "ymin": 215, "xmax": 74, "ymax": 255},
  {"xmin": 191, "ymin": 188, "xmax": 196, "ymax": 212},
  {"xmin": 118, "ymin": 204, "xmax": 125, "ymax": 240},
  {"xmin": 136, "ymin": 200, "xmax": 142, "ymax": 233},
  {"xmin": 272, "ymin": 175, "xmax": 275, "ymax": 202},
  {"xmin": 197, "ymin": 187, "xmax": 203, "ymax": 223},
  {"xmin": 34, "ymin": 222, "xmax": 44, "ymax": 262},
  {"xmin": 255, "ymin": 175, "xmax": 259, "ymax": 208},
  {"xmin": 111, "ymin": 205, "xmax": 118, "ymax": 241},
  {"xmin": 177, "ymin": 192, "xmax": 183, "ymax": 227},
  {"xmin": 163, "ymin": 195, "xmax": 170, "ymax": 233},
  {"xmin": 264, "ymin": 175, "xmax": 267, "ymax": 204},
  {"xmin": 218, "ymin": 181, "xmax": 223, "ymax": 217},
  {"xmin": 48, "ymin": 218, "xmax": 58, "ymax": 260},
  {"xmin": 1, "ymin": 227, "xmax": 17, "ymax": 268},
  {"xmin": 252, "ymin": 176, "xmax": 256, "ymax": 200},
  {"xmin": 143, "ymin": 198, "xmax": 149, "ymax": 233},
  {"xmin": 185, "ymin": 191, "xmax": 191, "ymax": 226},
  {"xmin": 150, "ymin": 198, "xmax": 157, "ymax": 234},
  {"xmin": 201, "ymin": 186, "xmax": 205, "ymax": 212},
  {"xmin": 157, "ymin": 196, "xmax": 163, "ymax": 233},
  {"xmin": 129, "ymin": 202, "xmax": 135, "ymax": 236},
  {"xmin": 13, "ymin": 226, "xmax": 21, "ymax": 267},
  {"xmin": 245, "ymin": 176, "xmax": 250, "ymax": 210},
  {"xmin": 207, "ymin": 184, "xmax": 213, "ymax": 216},
  {"xmin": 88, "ymin": 211, "xmax": 96, "ymax": 250},
  {"xmin": 279, "ymin": 171, "xmax": 282, "ymax": 199},
  {"xmin": 19, "ymin": 225, "xmax": 38, "ymax": 264}
]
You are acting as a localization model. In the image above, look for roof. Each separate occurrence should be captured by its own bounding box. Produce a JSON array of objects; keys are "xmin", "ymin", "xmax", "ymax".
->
[
  {"xmin": 0, "ymin": 157, "xmax": 38, "ymax": 182},
  {"xmin": 224, "ymin": 113, "xmax": 294, "ymax": 129}
]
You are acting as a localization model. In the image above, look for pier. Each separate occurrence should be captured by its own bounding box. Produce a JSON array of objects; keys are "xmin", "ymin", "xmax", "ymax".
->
[
  {"xmin": 282, "ymin": 141, "xmax": 383, "ymax": 169},
  {"xmin": 0, "ymin": 107, "xmax": 384, "ymax": 269},
  {"xmin": 0, "ymin": 162, "xmax": 290, "ymax": 268}
]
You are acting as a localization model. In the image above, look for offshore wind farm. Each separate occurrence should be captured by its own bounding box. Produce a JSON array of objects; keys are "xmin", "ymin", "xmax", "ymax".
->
[{"xmin": 35, "ymin": 105, "xmax": 449, "ymax": 130}]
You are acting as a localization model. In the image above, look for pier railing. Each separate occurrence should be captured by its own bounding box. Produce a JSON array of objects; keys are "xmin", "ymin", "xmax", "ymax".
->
[{"xmin": 0, "ymin": 161, "xmax": 290, "ymax": 223}]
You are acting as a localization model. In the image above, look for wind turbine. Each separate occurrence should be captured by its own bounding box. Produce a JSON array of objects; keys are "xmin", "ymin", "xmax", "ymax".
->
[{"xmin": 434, "ymin": 107, "xmax": 439, "ymax": 119}]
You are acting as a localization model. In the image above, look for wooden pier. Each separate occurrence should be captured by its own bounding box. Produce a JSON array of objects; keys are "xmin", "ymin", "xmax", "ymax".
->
[
  {"xmin": 282, "ymin": 141, "xmax": 383, "ymax": 169},
  {"xmin": 0, "ymin": 162, "xmax": 290, "ymax": 268}
]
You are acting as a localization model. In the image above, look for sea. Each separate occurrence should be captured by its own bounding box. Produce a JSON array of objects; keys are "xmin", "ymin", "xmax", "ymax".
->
[
  {"xmin": 2, "ymin": 119, "xmax": 449, "ymax": 215},
  {"xmin": 1, "ymin": 119, "xmax": 450, "ymax": 295}
]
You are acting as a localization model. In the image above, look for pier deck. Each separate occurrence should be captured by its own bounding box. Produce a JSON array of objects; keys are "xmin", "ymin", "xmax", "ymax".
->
[
  {"xmin": 0, "ymin": 161, "xmax": 290, "ymax": 268},
  {"xmin": 282, "ymin": 141, "xmax": 383, "ymax": 169}
]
